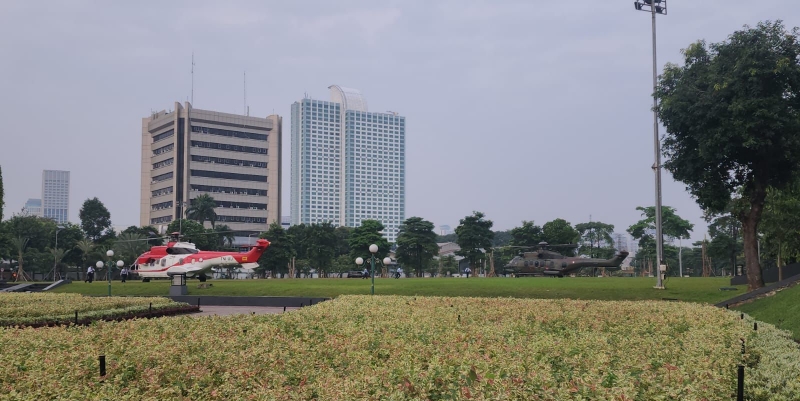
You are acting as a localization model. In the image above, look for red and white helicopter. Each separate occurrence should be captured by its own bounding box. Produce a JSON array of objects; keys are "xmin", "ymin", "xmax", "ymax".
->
[{"xmin": 131, "ymin": 233, "xmax": 270, "ymax": 281}]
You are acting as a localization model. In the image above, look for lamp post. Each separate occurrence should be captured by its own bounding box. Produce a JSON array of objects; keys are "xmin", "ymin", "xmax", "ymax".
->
[
  {"xmin": 634, "ymin": 0, "xmax": 667, "ymax": 289},
  {"xmin": 355, "ymin": 244, "xmax": 391, "ymax": 295},
  {"xmin": 96, "ymin": 250, "xmax": 124, "ymax": 297}
]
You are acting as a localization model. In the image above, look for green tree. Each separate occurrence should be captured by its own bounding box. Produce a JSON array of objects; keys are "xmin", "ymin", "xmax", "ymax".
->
[
  {"xmin": 706, "ymin": 212, "xmax": 743, "ymax": 276},
  {"xmin": 186, "ymin": 194, "xmax": 217, "ymax": 228},
  {"xmin": 258, "ymin": 222, "xmax": 292, "ymax": 277},
  {"xmin": 5, "ymin": 215, "xmax": 56, "ymax": 251},
  {"xmin": 121, "ymin": 225, "xmax": 163, "ymax": 246},
  {"xmin": 542, "ymin": 219, "xmax": 580, "ymax": 256},
  {"xmin": 46, "ymin": 247, "xmax": 69, "ymax": 280},
  {"xmin": 114, "ymin": 232, "xmax": 148, "ymax": 265},
  {"xmin": 455, "ymin": 212, "xmax": 494, "ymax": 272},
  {"xmin": 11, "ymin": 237, "xmax": 30, "ymax": 281},
  {"xmin": 79, "ymin": 198, "xmax": 112, "ymax": 242},
  {"xmin": 575, "ymin": 221, "xmax": 615, "ymax": 258},
  {"xmin": 74, "ymin": 239, "xmax": 94, "ymax": 279},
  {"xmin": 305, "ymin": 222, "xmax": 337, "ymax": 277},
  {"xmin": 656, "ymin": 20, "xmax": 800, "ymax": 289},
  {"xmin": 349, "ymin": 220, "xmax": 390, "ymax": 262},
  {"xmin": 491, "ymin": 230, "xmax": 512, "ymax": 247},
  {"xmin": 509, "ymin": 221, "xmax": 543, "ymax": 247},
  {"xmin": 759, "ymin": 183, "xmax": 800, "ymax": 277},
  {"xmin": 395, "ymin": 217, "xmax": 439, "ymax": 277},
  {"xmin": 166, "ymin": 219, "xmax": 211, "ymax": 250},
  {"xmin": 628, "ymin": 206, "xmax": 694, "ymax": 273},
  {"xmin": 334, "ymin": 226, "xmax": 353, "ymax": 256}
]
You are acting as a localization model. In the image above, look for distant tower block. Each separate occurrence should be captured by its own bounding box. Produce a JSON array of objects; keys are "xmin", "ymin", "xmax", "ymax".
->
[
  {"xmin": 440, "ymin": 225, "xmax": 451, "ymax": 236},
  {"xmin": 613, "ymin": 233, "xmax": 628, "ymax": 252}
]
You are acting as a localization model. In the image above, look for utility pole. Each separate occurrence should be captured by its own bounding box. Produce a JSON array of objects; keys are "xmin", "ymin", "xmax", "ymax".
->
[{"xmin": 634, "ymin": 0, "xmax": 668, "ymax": 289}]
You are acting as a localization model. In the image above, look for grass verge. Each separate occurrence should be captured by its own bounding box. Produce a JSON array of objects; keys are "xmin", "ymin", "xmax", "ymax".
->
[
  {"xmin": 53, "ymin": 276, "xmax": 743, "ymax": 303},
  {"xmin": 734, "ymin": 284, "xmax": 800, "ymax": 340}
]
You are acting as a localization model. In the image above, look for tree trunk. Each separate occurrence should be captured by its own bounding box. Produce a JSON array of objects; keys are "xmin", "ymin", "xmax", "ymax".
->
[{"xmin": 740, "ymin": 186, "xmax": 766, "ymax": 291}]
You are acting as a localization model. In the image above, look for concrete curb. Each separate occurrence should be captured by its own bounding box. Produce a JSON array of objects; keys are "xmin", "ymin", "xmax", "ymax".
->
[
  {"xmin": 715, "ymin": 273, "xmax": 800, "ymax": 308},
  {"xmin": 169, "ymin": 296, "xmax": 331, "ymax": 307}
]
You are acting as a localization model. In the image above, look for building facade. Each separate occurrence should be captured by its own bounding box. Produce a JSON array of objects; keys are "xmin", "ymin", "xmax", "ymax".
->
[
  {"xmin": 291, "ymin": 86, "xmax": 405, "ymax": 241},
  {"xmin": 140, "ymin": 102, "xmax": 281, "ymax": 235},
  {"xmin": 22, "ymin": 198, "xmax": 43, "ymax": 217},
  {"xmin": 42, "ymin": 170, "xmax": 70, "ymax": 224}
]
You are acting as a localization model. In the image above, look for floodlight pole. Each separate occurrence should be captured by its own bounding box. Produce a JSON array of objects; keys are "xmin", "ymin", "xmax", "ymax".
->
[{"xmin": 635, "ymin": 0, "xmax": 667, "ymax": 289}]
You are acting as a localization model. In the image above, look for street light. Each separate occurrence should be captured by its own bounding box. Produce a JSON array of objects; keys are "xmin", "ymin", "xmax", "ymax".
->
[
  {"xmin": 51, "ymin": 225, "xmax": 65, "ymax": 282},
  {"xmin": 96, "ymin": 249, "xmax": 124, "ymax": 297},
  {"xmin": 355, "ymin": 244, "xmax": 391, "ymax": 295},
  {"xmin": 634, "ymin": 0, "xmax": 667, "ymax": 289}
]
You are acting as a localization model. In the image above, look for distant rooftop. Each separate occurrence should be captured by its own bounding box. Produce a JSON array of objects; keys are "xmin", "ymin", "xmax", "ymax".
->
[{"xmin": 329, "ymin": 85, "xmax": 368, "ymax": 112}]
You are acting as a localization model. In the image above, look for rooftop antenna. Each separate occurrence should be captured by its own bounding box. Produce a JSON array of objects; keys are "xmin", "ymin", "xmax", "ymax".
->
[
  {"xmin": 244, "ymin": 71, "xmax": 247, "ymax": 116},
  {"xmin": 191, "ymin": 52, "xmax": 195, "ymax": 105}
]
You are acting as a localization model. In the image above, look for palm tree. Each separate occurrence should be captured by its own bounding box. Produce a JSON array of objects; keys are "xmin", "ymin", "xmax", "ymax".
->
[
  {"xmin": 186, "ymin": 194, "xmax": 218, "ymax": 228},
  {"xmin": 11, "ymin": 237, "xmax": 30, "ymax": 282},
  {"xmin": 75, "ymin": 239, "xmax": 94, "ymax": 281},
  {"xmin": 47, "ymin": 248, "xmax": 68, "ymax": 281},
  {"xmin": 115, "ymin": 232, "xmax": 148, "ymax": 263},
  {"xmin": 214, "ymin": 225, "xmax": 235, "ymax": 249}
]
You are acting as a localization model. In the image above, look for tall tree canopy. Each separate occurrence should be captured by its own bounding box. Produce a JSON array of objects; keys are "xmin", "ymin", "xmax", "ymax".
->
[
  {"xmin": 395, "ymin": 217, "xmax": 439, "ymax": 277},
  {"xmin": 509, "ymin": 221, "xmax": 542, "ymax": 247},
  {"xmin": 575, "ymin": 221, "xmax": 615, "ymax": 259},
  {"xmin": 628, "ymin": 206, "xmax": 694, "ymax": 245},
  {"xmin": 541, "ymin": 219, "xmax": 580, "ymax": 256},
  {"xmin": 186, "ymin": 194, "xmax": 218, "ymax": 228},
  {"xmin": 259, "ymin": 222, "xmax": 292, "ymax": 277},
  {"xmin": 305, "ymin": 222, "xmax": 337, "ymax": 277},
  {"xmin": 349, "ymin": 220, "xmax": 390, "ymax": 263},
  {"xmin": 455, "ymin": 211, "xmax": 494, "ymax": 271},
  {"xmin": 760, "ymin": 183, "xmax": 800, "ymax": 270},
  {"xmin": 657, "ymin": 20, "xmax": 800, "ymax": 290},
  {"xmin": 79, "ymin": 198, "xmax": 112, "ymax": 242}
]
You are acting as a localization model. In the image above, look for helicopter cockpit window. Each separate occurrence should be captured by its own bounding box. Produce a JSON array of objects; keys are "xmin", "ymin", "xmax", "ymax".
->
[
  {"xmin": 562, "ymin": 262, "xmax": 567, "ymax": 268},
  {"xmin": 170, "ymin": 247, "xmax": 199, "ymax": 255},
  {"xmin": 524, "ymin": 261, "xmax": 529, "ymax": 267},
  {"xmin": 534, "ymin": 261, "xmax": 540, "ymax": 268},
  {"xmin": 161, "ymin": 258, "xmax": 167, "ymax": 267}
]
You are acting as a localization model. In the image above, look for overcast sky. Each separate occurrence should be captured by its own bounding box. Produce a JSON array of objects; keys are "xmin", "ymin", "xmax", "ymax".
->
[{"xmin": 0, "ymin": 1, "xmax": 795, "ymax": 245}]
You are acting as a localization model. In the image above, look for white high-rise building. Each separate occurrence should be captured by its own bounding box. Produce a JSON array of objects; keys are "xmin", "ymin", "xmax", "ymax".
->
[
  {"xmin": 42, "ymin": 170, "xmax": 70, "ymax": 224},
  {"xmin": 291, "ymin": 86, "xmax": 406, "ymax": 241}
]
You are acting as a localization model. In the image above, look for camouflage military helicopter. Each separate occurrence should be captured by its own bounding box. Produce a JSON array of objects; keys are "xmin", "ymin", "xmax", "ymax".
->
[{"xmin": 502, "ymin": 242, "xmax": 629, "ymax": 277}]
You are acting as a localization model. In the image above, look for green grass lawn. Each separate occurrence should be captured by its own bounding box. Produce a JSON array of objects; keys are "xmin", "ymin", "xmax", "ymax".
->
[
  {"xmin": 735, "ymin": 284, "xmax": 800, "ymax": 340},
  {"xmin": 53, "ymin": 276, "xmax": 743, "ymax": 304}
]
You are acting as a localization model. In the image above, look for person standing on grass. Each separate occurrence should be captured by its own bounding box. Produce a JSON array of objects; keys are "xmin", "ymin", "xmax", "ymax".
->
[
  {"xmin": 120, "ymin": 266, "xmax": 129, "ymax": 283},
  {"xmin": 464, "ymin": 267, "xmax": 471, "ymax": 278},
  {"xmin": 395, "ymin": 266, "xmax": 403, "ymax": 279},
  {"xmin": 362, "ymin": 267, "xmax": 369, "ymax": 279},
  {"xmin": 86, "ymin": 266, "xmax": 95, "ymax": 283}
]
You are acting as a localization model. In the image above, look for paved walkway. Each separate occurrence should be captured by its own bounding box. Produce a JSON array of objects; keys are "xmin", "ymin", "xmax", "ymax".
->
[{"xmin": 191, "ymin": 306, "xmax": 300, "ymax": 317}]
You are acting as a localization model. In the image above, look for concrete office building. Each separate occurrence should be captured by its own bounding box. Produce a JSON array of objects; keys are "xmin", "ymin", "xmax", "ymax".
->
[
  {"xmin": 42, "ymin": 170, "xmax": 70, "ymax": 224},
  {"xmin": 291, "ymin": 86, "xmax": 405, "ymax": 242},
  {"xmin": 140, "ymin": 102, "xmax": 281, "ymax": 235},
  {"xmin": 22, "ymin": 198, "xmax": 43, "ymax": 217}
]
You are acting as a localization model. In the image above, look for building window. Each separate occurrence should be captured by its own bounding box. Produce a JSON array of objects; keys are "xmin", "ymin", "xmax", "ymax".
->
[
  {"xmin": 153, "ymin": 158, "xmax": 174, "ymax": 170},
  {"xmin": 150, "ymin": 216, "xmax": 172, "ymax": 224},
  {"xmin": 190, "ymin": 170, "xmax": 267, "ymax": 182},
  {"xmin": 152, "ymin": 129, "xmax": 174, "ymax": 143},
  {"xmin": 152, "ymin": 172, "xmax": 173, "ymax": 183},
  {"xmin": 152, "ymin": 187, "xmax": 174, "ymax": 197},
  {"xmin": 191, "ymin": 125, "xmax": 268, "ymax": 141},
  {"xmin": 190, "ymin": 184, "xmax": 267, "ymax": 197},
  {"xmin": 190, "ymin": 140, "xmax": 267, "ymax": 155},
  {"xmin": 190, "ymin": 155, "xmax": 266, "ymax": 168},
  {"xmin": 151, "ymin": 201, "xmax": 173, "ymax": 211},
  {"xmin": 152, "ymin": 143, "xmax": 174, "ymax": 156}
]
